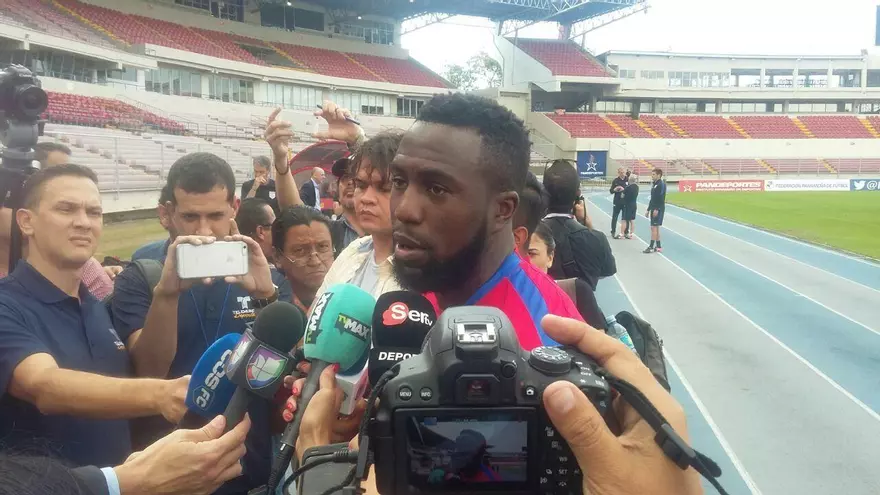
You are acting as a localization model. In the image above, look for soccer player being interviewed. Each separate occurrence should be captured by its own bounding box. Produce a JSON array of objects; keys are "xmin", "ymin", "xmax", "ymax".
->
[{"xmin": 644, "ymin": 168, "xmax": 666, "ymax": 253}]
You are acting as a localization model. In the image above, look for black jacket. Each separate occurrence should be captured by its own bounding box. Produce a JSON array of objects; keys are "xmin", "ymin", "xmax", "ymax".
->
[
  {"xmin": 299, "ymin": 179, "xmax": 318, "ymax": 208},
  {"xmin": 71, "ymin": 466, "xmax": 109, "ymax": 495},
  {"xmin": 240, "ymin": 178, "xmax": 279, "ymax": 213},
  {"xmin": 648, "ymin": 179, "xmax": 667, "ymax": 210},
  {"xmin": 543, "ymin": 215, "xmax": 617, "ymax": 290},
  {"xmin": 610, "ymin": 177, "xmax": 628, "ymax": 205}
]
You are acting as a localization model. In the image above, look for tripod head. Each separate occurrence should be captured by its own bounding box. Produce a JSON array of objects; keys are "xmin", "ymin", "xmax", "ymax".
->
[{"xmin": 0, "ymin": 64, "xmax": 48, "ymax": 272}]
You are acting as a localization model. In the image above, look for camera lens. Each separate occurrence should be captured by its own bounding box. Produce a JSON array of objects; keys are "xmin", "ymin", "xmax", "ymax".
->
[{"xmin": 14, "ymin": 85, "xmax": 48, "ymax": 118}]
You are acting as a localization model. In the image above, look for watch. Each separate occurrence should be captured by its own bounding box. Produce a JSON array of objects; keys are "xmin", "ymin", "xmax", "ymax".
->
[{"xmin": 251, "ymin": 289, "xmax": 279, "ymax": 309}]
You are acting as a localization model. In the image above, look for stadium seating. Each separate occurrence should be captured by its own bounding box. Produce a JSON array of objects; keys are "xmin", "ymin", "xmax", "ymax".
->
[
  {"xmin": 637, "ymin": 115, "xmax": 684, "ymax": 138},
  {"xmin": 45, "ymin": 92, "xmax": 186, "ymax": 134},
  {"xmin": 273, "ymin": 42, "xmax": 381, "ymax": 82},
  {"xmin": 730, "ymin": 116, "xmax": 808, "ymax": 139},
  {"xmin": 511, "ymin": 39, "xmax": 611, "ymax": 77},
  {"xmin": 666, "ymin": 116, "xmax": 743, "ymax": 139},
  {"xmin": 826, "ymin": 158, "xmax": 880, "ymax": 173},
  {"xmin": 547, "ymin": 113, "xmax": 620, "ymax": 138},
  {"xmin": 605, "ymin": 115, "xmax": 655, "ymax": 138},
  {"xmin": 797, "ymin": 116, "xmax": 874, "ymax": 139},
  {"xmin": 0, "ymin": 0, "xmax": 114, "ymax": 48},
  {"xmin": 348, "ymin": 53, "xmax": 449, "ymax": 88}
]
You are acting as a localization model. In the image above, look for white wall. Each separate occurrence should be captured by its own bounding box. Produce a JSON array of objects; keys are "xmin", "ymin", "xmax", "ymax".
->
[{"xmin": 101, "ymin": 189, "xmax": 162, "ymax": 213}]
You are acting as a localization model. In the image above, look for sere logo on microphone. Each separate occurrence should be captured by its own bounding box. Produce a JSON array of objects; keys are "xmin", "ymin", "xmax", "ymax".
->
[{"xmin": 382, "ymin": 302, "xmax": 434, "ymax": 327}]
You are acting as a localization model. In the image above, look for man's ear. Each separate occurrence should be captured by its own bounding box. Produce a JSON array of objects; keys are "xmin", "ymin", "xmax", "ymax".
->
[
  {"xmin": 493, "ymin": 191, "xmax": 518, "ymax": 230},
  {"xmin": 16, "ymin": 208, "xmax": 36, "ymax": 237},
  {"xmin": 231, "ymin": 197, "xmax": 241, "ymax": 216},
  {"xmin": 157, "ymin": 202, "xmax": 171, "ymax": 230},
  {"xmin": 512, "ymin": 226, "xmax": 529, "ymax": 255}
]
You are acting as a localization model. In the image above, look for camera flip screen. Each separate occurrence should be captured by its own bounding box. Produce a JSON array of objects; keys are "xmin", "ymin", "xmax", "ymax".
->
[{"xmin": 402, "ymin": 409, "xmax": 532, "ymax": 491}]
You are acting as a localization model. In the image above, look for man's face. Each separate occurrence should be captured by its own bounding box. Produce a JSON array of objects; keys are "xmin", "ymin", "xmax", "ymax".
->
[
  {"xmin": 652, "ymin": 171, "xmax": 660, "ymax": 181},
  {"xmin": 390, "ymin": 123, "xmax": 501, "ymax": 294},
  {"xmin": 353, "ymin": 161, "xmax": 392, "ymax": 236},
  {"xmin": 277, "ymin": 221, "xmax": 334, "ymax": 292},
  {"xmin": 314, "ymin": 168, "xmax": 326, "ymax": 182},
  {"xmin": 256, "ymin": 204, "xmax": 276, "ymax": 261},
  {"xmin": 617, "ymin": 167, "xmax": 626, "ymax": 179},
  {"xmin": 254, "ymin": 164, "xmax": 270, "ymax": 181},
  {"xmin": 167, "ymin": 186, "xmax": 237, "ymax": 238},
  {"xmin": 42, "ymin": 151, "xmax": 70, "ymax": 168},
  {"xmin": 18, "ymin": 176, "xmax": 102, "ymax": 270},
  {"xmin": 338, "ymin": 176, "xmax": 356, "ymax": 210}
]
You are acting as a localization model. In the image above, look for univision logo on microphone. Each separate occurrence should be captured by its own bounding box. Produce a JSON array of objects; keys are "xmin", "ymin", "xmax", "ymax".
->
[
  {"xmin": 383, "ymin": 302, "xmax": 434, "ymax": 326},
  {"xmin": 245, "ymin": 346, "xmax": 287, "ymax": 389}
]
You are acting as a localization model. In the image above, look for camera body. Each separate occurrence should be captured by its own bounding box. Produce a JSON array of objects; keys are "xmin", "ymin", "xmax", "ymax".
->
[
  {"xmin": 0, "ymin": 64, "xmax": 48, "ymax": 121},
  {"xmin": 372, "ymin": 306, "xmax": 611, "ymax": 495}
]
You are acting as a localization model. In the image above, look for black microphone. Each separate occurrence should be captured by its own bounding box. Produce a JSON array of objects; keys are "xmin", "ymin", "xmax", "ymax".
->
[
  {"xmin": 368, "ymin": 291, "xmax": 436, "ymax": 387},
  {"xmin": 222, "ymin": 301, "xmax": 304, "ymax": 432}
]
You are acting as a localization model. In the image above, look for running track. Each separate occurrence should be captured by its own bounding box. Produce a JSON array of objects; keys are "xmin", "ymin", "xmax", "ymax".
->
[{"xmin": 586, "ymin": 193, "xmax": 880, "ymax": 495}]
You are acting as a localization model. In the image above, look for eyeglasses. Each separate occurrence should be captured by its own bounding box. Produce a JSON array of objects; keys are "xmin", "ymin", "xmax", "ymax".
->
[{"xmin": 279, "ymin": 243, "xmax": 334, "ymax": 265}]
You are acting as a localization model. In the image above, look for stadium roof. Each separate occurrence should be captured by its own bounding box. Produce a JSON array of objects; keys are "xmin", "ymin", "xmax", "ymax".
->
[{"xmin": 289, "ymin": 0, "xmax": 641, "ymax": 24}]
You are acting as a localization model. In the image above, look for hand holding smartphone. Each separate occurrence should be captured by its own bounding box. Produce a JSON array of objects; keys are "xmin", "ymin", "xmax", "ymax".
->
[{"xmin": 176, "ymin": 241, "xmax": 249, "ymax": 280}]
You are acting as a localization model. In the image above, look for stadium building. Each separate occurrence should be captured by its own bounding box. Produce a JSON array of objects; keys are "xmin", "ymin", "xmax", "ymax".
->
[{"xmin": 1, "ymin": 0, "xmax": 879, "ymax": 213}]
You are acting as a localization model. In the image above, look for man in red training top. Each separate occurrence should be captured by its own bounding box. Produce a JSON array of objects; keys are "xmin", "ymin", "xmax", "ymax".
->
[{"xmin": 389, "ymin": 93, "xmax": 583, "ymax": 349}]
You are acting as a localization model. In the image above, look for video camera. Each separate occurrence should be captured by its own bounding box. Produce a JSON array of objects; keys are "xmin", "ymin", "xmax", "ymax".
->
[
  {"xmin": 370, "ymin": 307, "xmax": 611, "ymax": 494},
  {"xmin": 0, "ymin": 64, "xmax": 48, "ymax": 269}
]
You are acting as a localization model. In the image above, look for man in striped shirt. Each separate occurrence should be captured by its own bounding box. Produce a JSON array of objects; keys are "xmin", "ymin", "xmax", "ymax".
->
[{"xmin": 390, "ymin": 94, "xmax": 583, "ymax": 349}]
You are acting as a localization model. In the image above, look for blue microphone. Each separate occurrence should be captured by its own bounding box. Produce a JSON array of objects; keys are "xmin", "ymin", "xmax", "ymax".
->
[{"xmin": 178, "ymin": 333, "xmax": 241, "ymax": 429}]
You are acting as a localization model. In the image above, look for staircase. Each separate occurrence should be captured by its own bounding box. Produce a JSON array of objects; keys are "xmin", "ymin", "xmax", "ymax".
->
[
  {"xmin": 267, "ymin": 42, "xmax": 310, "ymax": 70},
  {"xmin": 638, "ymin": 159, "xmax": 655, "ymax": 172},
  {"xmin": 791, "ymin": 117, "xmax": 816, "ymax": 138},
  {"xmin": 820, "ymin": 158, "xmax": 837, "ymax": 173},
  {"xmin": 726, "ymin": 118, "xmax": 752, "ymax": 138},
  {"xmin": 859, "ymin": 117, "xmax": 880, "ymax": 138},
  {"xmin": 699, "ymin": 160, "xmax": 718, "ymax": 174},
  {"xmin": 756, "ymin": 158, "xmax": 776, "ymax": 173},
  {"xmin": 662, "ymin": 117, "xmax": 690, "ymax": 138},
  {"xmin": 343, "ymin": 53, "xmax": 387, "ymax": 82},
  {"xmin": 601, "ymin": 116, "xmax": 631, "ymax": 138},
  {"xmin": 635, "ymin": 120, "xmax": 662, "ymax": 138},
  {"xmin": 51, "ymin": 0, "xmax": 127, "ymax": 47}
]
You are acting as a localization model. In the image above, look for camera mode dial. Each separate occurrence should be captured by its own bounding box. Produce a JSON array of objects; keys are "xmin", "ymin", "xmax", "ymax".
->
[{"xmin": 529, "ymin": 346, "xmax": 571, "ymax": 376}]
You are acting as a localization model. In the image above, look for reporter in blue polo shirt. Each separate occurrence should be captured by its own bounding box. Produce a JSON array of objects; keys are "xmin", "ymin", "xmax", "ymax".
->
[
  {"xmin": 0, "ymin": 165, "xmax": 188, "ymax": 469},
  {"xmin": 109, "ymin": 152, "xmax": 293, "ymax": 494}
]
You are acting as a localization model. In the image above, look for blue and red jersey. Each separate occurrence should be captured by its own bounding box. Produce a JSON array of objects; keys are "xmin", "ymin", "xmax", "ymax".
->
[{"xmin": 426, "ymin": 253, "xmax": 584, "ymax": 350}]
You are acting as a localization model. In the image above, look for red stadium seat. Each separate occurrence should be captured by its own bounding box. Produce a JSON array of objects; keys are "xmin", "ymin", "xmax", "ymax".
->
[
  {"xmin": 510, "ymin": 39, "xmax": 611, "ymax": 77},
  {"xmin": 547, "ymin": 113, "xmax": 619, "ymax": 138},
  {"xmin": 797, "ymin": 116, "xmax": 874, "ymax": 139},
  {"xmin": 0, "ymin": 0, "xmax": 113, "ymax": 48},
  {"xmin": 44, "ymin": 91, "xmax": 186, "ymax": 134},
  {"xmin": 730, "ymin": 116, "xmax": 809, "ymax": 139},
  {"xmin": 667, "ymin": 116, "xmax": 743, "ymax": 139},
  {"xmin": 348, "ymin": 54, "xmax": 449, "ymax": 88}
]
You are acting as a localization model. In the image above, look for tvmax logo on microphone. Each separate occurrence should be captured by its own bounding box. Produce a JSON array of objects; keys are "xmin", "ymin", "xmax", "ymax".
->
[
  {"xmin": 194, "ymin": 349, "xmax": 232, "ymax": 409},
  {"xmin": 335, "ymin": 314, "xmax": 370, "ymax": 341},
  {"xmin": 304, "ymin": 292, "xmax": 333, "ymax": 345},
  {"xmin": 382, "ymin": 302, "xmax": 434, "ymax": 327}
]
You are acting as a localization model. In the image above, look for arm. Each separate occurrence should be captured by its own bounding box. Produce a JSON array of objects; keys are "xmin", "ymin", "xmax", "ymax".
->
[
  {"xmin": 8, "ymin": 353, "xmax": 178, "ymax": 420},
  {"xmin": 609, "ymin": 180, "xmax": 617, "ymax": 195},
  {"xmin": 110, "ymin": 262, "xmax": 179, "ymax": 379},
  {"xmin": 245, "ymin": 181, "xmax": 259, "ymax": 199},
  {"xmin": 264, "ymin": 109, "xmax": 303, "ymax": 210}
]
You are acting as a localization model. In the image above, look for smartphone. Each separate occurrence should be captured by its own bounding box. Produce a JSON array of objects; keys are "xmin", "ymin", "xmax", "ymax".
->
[
  {"xmin": 176, "ymin": 241, "xmax": 248, "ymax": 279},
  {"xmin": 296, "ymin": 443, "xmax": 351, "ymax": 495}
]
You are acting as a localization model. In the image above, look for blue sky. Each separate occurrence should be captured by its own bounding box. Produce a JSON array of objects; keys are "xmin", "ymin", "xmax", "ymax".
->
[{"xmin": 402, "ymin": 0, "xmax": 880, "ymax": 75}]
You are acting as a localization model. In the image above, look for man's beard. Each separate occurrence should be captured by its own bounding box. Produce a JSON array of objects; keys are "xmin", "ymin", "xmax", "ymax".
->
[{"xmin": 393, "ymin": 221, "xmax": 487, "ymax": 294}]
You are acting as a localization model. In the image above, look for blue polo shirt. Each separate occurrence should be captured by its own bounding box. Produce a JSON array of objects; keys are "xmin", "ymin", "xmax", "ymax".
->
[
  {"xmin": 131, "ymin": 238, "xmax": 170, "ymax": 262},
  {"xmin": 0, "ymin": 262, "xmax": 132, "ymax": 467},
  {"xmin": 109, "ymin": 249, "xmax": 293, "ymax": 494}
]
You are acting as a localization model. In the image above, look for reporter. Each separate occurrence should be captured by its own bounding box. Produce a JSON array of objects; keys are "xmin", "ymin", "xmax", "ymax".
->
[{"xmin": 540, "ymin": 314, "xmax": 703, "ymax": 495}]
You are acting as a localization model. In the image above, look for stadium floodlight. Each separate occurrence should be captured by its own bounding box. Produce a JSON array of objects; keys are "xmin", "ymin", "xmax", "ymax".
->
[{"xmin": 568, "ymin": 1, "xmax": 649, "ymax": 40}]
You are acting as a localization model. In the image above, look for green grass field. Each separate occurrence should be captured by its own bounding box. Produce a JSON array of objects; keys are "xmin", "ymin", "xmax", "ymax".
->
[
  {"xmin": 667, "ymin": 192, "xmax": 880, "ymax": 259},
  {"xmin": 97, "ymin": 219, "xmax": 166, "ymax": 261}
]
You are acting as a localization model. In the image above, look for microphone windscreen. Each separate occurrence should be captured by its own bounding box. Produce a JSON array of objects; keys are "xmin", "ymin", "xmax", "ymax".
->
[
  {"xmin": 368, "ymin": 292, "xmax": 435, "ymax": 386},
  {"xmin": 253, "ymin": 300, "xmax": 305, "ymax": 353},
  {"xmin": 372, "ymin": 291, "xmax": 436, "ymax": 348},
  {"xmin": 303, "ymin": 284, "xmax": 375, "ymax": 373},
  {"xmin": 184, "ymin": 333, "xmax": 241, "ymax": 418}
]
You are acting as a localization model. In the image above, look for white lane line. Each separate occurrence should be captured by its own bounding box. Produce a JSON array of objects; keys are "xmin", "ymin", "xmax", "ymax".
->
[
  {"xmin": 613, "ymin": 274, "xmax": 763, "ymax": 495},
  {"xmin": 662, "ymin": 201, "xmax": 880, "ymax": 268},
  {"xmin": 630, "ymin": 200, "xmax": 880, "ymax": 339},
  {"xmin": 650, "ymin": 203, "xmax": 880, "ymax": 297},
  {"xmin": 588, "ymin": 198, "xmax": 880, "ymax": 423}
]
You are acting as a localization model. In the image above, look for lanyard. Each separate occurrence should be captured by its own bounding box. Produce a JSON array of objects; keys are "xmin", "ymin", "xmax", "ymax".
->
[{"xmin": 191, "ymin": 285, "xmax": 232, "ymax": 346}]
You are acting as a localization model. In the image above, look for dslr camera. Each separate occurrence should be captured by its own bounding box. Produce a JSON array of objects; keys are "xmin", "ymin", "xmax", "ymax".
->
[
  {"xmin": 372, "ymin": 306, "xmax": 611, "ymax": 495},
  {"xmin": 0, "ymin": 64, "xmax": 48, "ymax": 171}
]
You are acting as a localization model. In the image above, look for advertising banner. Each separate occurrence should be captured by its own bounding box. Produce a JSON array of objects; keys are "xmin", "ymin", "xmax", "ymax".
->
[
  {"xmin": 764, "ymin": 179, "xmax": 850, "ymax": 192},
  {"xmin": 576, "ymin": 151, "xmax": 607, "ymax": 179},
  {"xmin": 850, "ymin": 179, "xmax": 880, "ymax": 191},
  {"xmin": 678, "ymin": 179, "xmax": 764, "ymax": 192}
]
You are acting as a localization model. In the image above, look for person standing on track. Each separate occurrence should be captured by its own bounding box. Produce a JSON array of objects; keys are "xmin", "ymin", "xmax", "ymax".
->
[
  {"xmin": 609, "ymin": 167, "xmax": 628, "ymax": 239},
  {"xmin": 622, "ymin": 174, "xmax": 639, "ymax": 239},
  {"xmin": 644, "ymin": 168, "xmax": 666, "ymax": 253}
]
